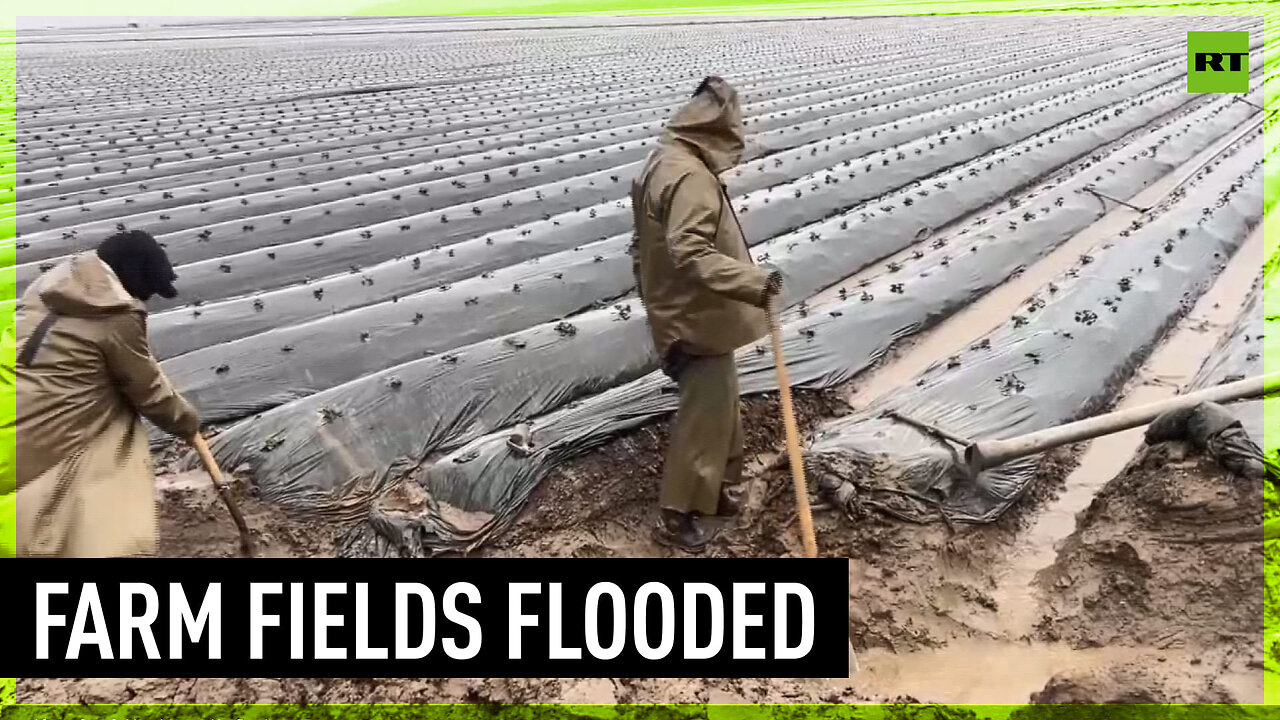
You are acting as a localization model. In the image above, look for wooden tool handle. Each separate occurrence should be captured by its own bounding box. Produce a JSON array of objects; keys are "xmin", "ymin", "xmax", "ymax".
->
[
  {"xmin": 766, "ymin": 296, "xmax": 818, "ymax": 559},
  {"xmin": 191, "ymin": 434, "xmax": 255, "ymax": 554},
  {"xmin": 191, "ymin": 434, "xmax": 226, "ymax": 487}
]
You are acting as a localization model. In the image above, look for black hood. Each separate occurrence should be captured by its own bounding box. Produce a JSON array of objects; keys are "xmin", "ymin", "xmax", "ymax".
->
[{"xmin": 95, "ymin": 229, "xmax": 178, "ymax": 302}]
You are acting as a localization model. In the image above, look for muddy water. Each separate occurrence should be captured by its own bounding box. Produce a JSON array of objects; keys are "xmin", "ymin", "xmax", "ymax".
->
[
  {"xmin": 846, "ymin": 638, "xmax": 1151, "ymax": 704},
  {"xmin": 848, "ymin": 639, "xmax": 1263, "ymax": 704},
  {"xmin": 979, "ymin": 220, "xmax": 1267, "ymax": 637},
  {"xmin": 154, "ymin": 470, "xmax": 212, "ymax": 493},
  {"xmin": 811, "ymin": 128, "xmax": 1267, "ymax": 698}
]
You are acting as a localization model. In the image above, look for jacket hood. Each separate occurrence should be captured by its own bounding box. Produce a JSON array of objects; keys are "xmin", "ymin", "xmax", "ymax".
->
[
  {"xmin": 662, "ymin": 76, "xmax": 745, "ymax": 175},
  {"xmin": 34, "ymin": 254, "xmax": 145, "ymax": 317}
]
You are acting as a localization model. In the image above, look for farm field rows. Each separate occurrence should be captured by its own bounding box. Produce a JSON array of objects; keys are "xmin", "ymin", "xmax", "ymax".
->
[{"xmin": 12, "ymin": 12, "xmax": 1277, "ymax": 705}]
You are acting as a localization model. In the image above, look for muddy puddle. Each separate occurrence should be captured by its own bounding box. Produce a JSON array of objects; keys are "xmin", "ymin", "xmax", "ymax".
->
[{"xmin": 847, "ymin": 639, "xmax": 1151, "ymax": 704}]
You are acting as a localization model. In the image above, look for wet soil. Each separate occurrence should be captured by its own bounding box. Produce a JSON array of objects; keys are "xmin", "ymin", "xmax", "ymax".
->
[
  {"xmin": 21, "ymin": 176, "xmax": 1269, "ymax": 708},
  {"xmin": 486, "ymin": 389, "xmax": 848, "ymax": 556},
  {"xmin": 1032, "ymin": 442, "xmax": 1265, "ymax": 702},
  {"xmin": 146, "ymin": 439, "xmax": 343, "ymax": 559},
  {"xmin": 23, "ymin": 261, "xmax": 1270, "ymax": 705},
  {"xmin": 19, "ymin": 393, "xmax": 1265, "ymax": 706}
]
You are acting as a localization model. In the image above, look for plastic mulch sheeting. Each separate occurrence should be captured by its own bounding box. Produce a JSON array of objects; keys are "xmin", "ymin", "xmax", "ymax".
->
[
  {"xmin": 1144, "ymin": 401, "xmax": 1270, "ymax": 481},
  {"xmin": 145, "ymin": 32, "xmax": 1169, "ymax": 361},
  {"xmin": 1146, "ymin": 264, "xmax": 1280, "ymax": 483},
  {"xmin": 100, "ymin": 32, "xmax": 1180, "ymax": 315},
  {"xmin": 1187, "ymin": 273, "xmax": 1268, "ymax": 443},
  {"xmin": 804, "ymin": 133, "xmax": 1266, "ymax": 526},
  {"xmin": 178, "ymin": 62, "xmax": 1222, "ymax": 433},
  {"xmin": 312, "ymin": 92, "xmax": 1262, "ymax": 556},
  {"xmin": 200, "ymin": 72, "xmax": 1223, "ymax": 513}
]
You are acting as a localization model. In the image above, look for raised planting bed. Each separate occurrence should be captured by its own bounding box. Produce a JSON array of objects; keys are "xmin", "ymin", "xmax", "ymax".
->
[
  {"xmin": 19, "ymin": 23, "xmax": 1045, "ymax": 199},
  {"xmin": 804, "ymin": 132, "xmax": 1267, "ymax": 525},
  {"xmin": 161, "ymin": 61, "xmax": 1216, "ymax": 423},
  {"xmin": 195, "ymin": 73, "xmax": 1260, "ymax": 554},
  {"xmin": 15, "ymin": 23, "xmax": 1169, "ymax": 283},
  {"xmin": 1186, "ymin": 272, "xmax": 1271, "ymax": 443},
  {"xmin": 346, "ymin": 97, "xmax": 1264, "ymax": 556}
]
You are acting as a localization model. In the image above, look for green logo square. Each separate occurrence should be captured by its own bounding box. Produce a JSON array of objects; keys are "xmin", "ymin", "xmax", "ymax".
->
[{"xmin": 1187, "ymin": 30, "xmax": 1249, "ymax": 93}]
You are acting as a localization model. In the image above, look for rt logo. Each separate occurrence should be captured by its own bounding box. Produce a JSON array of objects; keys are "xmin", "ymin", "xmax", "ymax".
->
[{"xmin": 1187, "ymin": 31, "xmax": 1249, "ymax": 93}]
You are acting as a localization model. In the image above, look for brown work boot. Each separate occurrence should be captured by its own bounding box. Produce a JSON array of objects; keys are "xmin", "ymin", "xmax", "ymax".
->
[
  {"xmin": 653, "ymin": 509, "xmax": 720, "ymax": 554},
  {"xmin": 716, "ymin": 489, "xmax": 741, "ymax": 517}
]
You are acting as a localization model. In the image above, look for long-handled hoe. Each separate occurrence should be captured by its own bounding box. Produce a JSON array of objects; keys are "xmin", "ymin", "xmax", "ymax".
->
[
  {"xmin": 764, "ymin": 296, "xmax": 858, "ymax": 675},
  {"xmin": 764, "ymin": 296, "xmax": 818, "ymax": 559}
]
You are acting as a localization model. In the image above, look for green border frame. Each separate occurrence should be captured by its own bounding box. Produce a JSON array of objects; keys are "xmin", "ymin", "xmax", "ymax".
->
[
  {"xmin": 2, "ymin": 1, "xmax": 1279, "ymax": 713},
  {"xmin": 1, "ymin": 10, "xmax": 14, "ymax": 710}
]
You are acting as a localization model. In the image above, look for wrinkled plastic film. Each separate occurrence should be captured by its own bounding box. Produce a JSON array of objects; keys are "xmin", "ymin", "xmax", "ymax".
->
[
  {"xmin": 805, "ymin": 133, "xmax": 1266, "ymax": 525},
  {"xmin": 19, "ymin": 30, "xmax": 1161, "ymax": 275},
  {"xmin": 169, "ymin": 62, "xmax": 1224, "ymax": 426},
  {"xmin": 202, "ymin": 73, "xmax": 1241, "ymax": 512},
  {"xmin": 1189, "ymin": 275, "xmax": 1267, "ymax": 443},
  {"xmin": 149, "ymin": 39, "xmax": 1172, "ymax": 361},
  {"xmin": 329, "ymin": 98, "xmax": 1264, "ymax": 555}
]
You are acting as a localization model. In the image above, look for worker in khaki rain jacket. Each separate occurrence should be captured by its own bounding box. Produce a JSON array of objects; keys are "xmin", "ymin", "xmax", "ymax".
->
[
  {"xmin": 0, "ymin": 230, "xmax": 201, "ymax": 558},
  {"xmin": 630, "ymin": 76, "xmax": 783, "ymax": 554}
]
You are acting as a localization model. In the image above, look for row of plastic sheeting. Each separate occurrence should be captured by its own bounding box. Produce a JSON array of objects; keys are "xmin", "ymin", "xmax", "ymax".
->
[
  {"xmin": 166, "ymin": 54, "xmax": 1214, "ymax": 426},
  {"xmin": 201, "ymin": 66, "xmax": 1226, "ymax": 510},
  {"xmin": 1144, "ymin": 264, "xmax": 1277, "ymax": 482},
  {"xmin": 18, "ymin": 16, "xmax": 1185, "ymax": 273},
  {"xmin": 145, "ymin": 31, "xmax": 1182, "ymax": 361},
  {"xmin": 1187, "ymin": 274, "xmax": 1269, "ymax": 443},
  {"xmin": 307, "ymin": 85, "xmax": 1263, "ymax": 556},
  {"xmin": 805, "ymin": 132, "xmax": 1267, "ymax": 526},
  {"xmin": 19, "ymin": 48, "xmax": 939, "ymax": 245},
  {"xmin": 20, "ymin": 40, "xmax": 922, "ymax": 255},
  {"xmin": 31, "ymin": 27, "xmax": 1171, "ymax": 311}
]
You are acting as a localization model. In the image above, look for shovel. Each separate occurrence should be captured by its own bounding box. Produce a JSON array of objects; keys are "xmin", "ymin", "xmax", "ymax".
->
[
  {"xmin": 765, "ymin": 294, "xmax": 859, "ymax": 675},
  {"xmin": 190, "ymin": 434, "xmax": 256, "ymax": 557}
]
